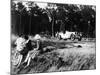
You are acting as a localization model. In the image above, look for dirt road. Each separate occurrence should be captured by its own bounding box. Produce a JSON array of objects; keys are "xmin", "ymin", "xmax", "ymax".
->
[{"xmin": 56, "ymin": 41, "xmax": 95, "ymax": 55}]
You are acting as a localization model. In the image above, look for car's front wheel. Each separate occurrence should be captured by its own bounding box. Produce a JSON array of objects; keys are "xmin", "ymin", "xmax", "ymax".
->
[
  {"xmin": 58, "ymin": 35, "xmax": 62, "ymax": 40},
  {"xmin": 70, "ymin": 34, "xmax": 75, "ymax": 41}
]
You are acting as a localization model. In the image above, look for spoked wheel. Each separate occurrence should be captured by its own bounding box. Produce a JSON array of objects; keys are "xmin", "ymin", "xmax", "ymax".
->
[
  {"xmin": 58, "ymin": 35, "xmax": 62, "ymax": 40},
  {"xmin": 70, "ymin": 34, "xmax": 75, "ymax": 41}
]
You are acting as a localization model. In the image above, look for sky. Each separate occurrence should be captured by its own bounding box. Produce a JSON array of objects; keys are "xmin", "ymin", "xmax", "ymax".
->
[
  {"xmin": 12, "ymin": 0, "xmax": 96, "ymax": 5},
  {"xmin": 13, "ymin": 1, "xmax": 48, "ymax": 9},
  {"xmin": 13, "ymin": 0, "xmax": 96, "ymax": 11},
  {"xmin": 36, "ymin": 2, "xmax": 47, "ymax": 9}
]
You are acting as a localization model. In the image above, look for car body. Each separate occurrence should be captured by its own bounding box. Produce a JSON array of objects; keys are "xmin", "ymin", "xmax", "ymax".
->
[{"xmin": 56, "ymin": 31, "xmax": 82, "ymax": 41}]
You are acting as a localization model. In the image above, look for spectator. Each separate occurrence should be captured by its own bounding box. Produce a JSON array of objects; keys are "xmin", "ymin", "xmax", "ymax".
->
[
  {"xmin": 23, "ymin": 36, "xmax": 42, "ymax": 68},
  {"xmin": 13, "ymin": 35, "xmax": 30, "ymax": 67}
]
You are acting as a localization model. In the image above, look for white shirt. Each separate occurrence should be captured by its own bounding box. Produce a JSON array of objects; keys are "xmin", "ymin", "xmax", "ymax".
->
[{"xmin": 15, "ymin": 37, "xmax": 27, "ymax": 51}]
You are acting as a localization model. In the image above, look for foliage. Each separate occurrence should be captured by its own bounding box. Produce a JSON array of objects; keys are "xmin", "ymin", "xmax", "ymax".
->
[{"xmin": 11, "ymin": 1, "xmax": 96, "ymax": 38}]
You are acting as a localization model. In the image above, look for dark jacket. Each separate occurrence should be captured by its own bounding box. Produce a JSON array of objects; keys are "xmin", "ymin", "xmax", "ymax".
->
[{"xmin": 19, "ymin": 40, "xmax": 33, "ymax": 56}]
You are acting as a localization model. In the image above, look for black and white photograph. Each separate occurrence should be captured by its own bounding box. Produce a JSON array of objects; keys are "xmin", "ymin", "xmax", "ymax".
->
[{"xmin": 11, "ymin": 0, "xmax": 96, "ymax": 74}]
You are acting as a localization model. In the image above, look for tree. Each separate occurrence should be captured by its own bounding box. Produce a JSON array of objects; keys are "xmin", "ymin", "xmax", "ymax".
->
[
  {"xmin": 11, "ymin": 1, "xmax": 96, "ymax": 38},
  {"xmin": 44, "ymin": 3, "xmax": 57, "ymax": 37}
]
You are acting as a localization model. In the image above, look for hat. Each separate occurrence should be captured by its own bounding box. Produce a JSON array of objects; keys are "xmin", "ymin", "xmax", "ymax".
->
[{"xmin": 34, "ymin": 34, "xmax": 41, "ymax": 40}]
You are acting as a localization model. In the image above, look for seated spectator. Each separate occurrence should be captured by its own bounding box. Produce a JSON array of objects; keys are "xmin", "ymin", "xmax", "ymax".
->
[
  {"xmin": 23, "ymin": 36, "xmax": 42, "ymax": 68},
  {"xmin": 13, "ymin": 35, "xmax": 30, "ymax": 67}
]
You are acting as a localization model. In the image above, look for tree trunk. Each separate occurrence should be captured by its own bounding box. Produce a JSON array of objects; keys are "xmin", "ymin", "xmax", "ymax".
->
[
  {"xmin": 52, "ymin": 17, "xmax": 54, "ymax": 37},
  {"xmin": 29, "ymin": 14, "xmax": 31, "ymax": 35},
  {"xmin": 19, "ymin": 14, "xmax": 21, "ymax": 35}
]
